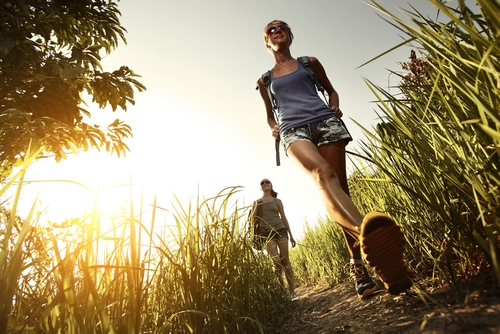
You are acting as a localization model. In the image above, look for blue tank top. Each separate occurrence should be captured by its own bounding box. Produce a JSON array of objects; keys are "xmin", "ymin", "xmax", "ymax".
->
[{"xmin": 270, "ymin": 61, "xmax": 334, "ymax": 132}]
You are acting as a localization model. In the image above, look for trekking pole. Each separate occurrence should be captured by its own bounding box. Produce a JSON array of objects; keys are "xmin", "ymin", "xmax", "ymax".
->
[
  {"xmin": 272, "ymin": 107, "xmax": 281, "ymax": 166},
  {"xmin": 275, "ymin": 138, "xmax": 280, "ymax": 166}
]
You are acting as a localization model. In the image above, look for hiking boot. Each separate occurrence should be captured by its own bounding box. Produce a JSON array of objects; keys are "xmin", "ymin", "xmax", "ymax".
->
[
  {"xmin": 347, "ymin": 263, "xmax": 381, "ymax": 300},
  {"xmin": 360, "ymin": 211, "xmax": 414, "ymax": 295}
]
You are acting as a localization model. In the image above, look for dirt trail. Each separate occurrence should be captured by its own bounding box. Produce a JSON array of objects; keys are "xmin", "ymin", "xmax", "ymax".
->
[{"xmin": 278, "ymin": 280, "xmax": 500, "ymax": 334}]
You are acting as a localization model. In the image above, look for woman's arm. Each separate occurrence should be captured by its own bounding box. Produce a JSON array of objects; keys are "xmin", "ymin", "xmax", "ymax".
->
[
  {"xmin": 257, "ymin": 77, "xmax": 280, "ymax": 139},
  {"xmin": 309, "ymin": 57, "xmax": 343, "ymax": 119},
  {"xmin": 276, "ymin": 199, "xmax": 296, "ymax": 248}
]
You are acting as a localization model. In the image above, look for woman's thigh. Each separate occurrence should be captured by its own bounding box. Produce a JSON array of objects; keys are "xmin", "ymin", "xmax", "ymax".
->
[
  {"xmin": 266, "ymin": 240, "xmax": 280, "ymax": 260},
  {"xmin": 287, "ymin": 140, "xmax": 331, "ymax": 176},
  {"xmin": 276, "ymin": 238, "xmax": 290, "ymax": 263}
]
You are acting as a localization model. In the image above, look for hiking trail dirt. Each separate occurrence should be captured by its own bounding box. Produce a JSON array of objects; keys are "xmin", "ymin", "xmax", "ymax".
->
[{"xmin": 277, "ymin": 279, "xmax": 500, "ymax": 334}]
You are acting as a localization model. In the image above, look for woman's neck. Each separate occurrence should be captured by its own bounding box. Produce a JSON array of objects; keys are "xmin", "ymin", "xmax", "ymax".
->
[
  {"xmin": 262, "ymin": 190, "xmax": 273, "ymax": 198},
  {"xmin": 273, "ymin": 50, "xmax": 293, "ymax": 67}
]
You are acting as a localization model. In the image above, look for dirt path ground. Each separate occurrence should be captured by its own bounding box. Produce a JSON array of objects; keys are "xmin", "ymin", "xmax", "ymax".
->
[{"xmin": 278, "ymin": 279, "xmax": 500, "ymax": 334}]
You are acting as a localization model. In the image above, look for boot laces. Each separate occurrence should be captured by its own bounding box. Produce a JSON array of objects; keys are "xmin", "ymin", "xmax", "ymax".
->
[{"xmin": 348, "ymin": 264, "xmax": 367, "ymax": 283}]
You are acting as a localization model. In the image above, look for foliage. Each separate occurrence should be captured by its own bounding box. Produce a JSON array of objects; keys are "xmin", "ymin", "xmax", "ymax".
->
[
  {"xmin": 290, "ymin": 217, "xmax": 349, "ymax": 287},
  {"xmin": 151, "ymin": 189, "xmax": 291, "ymax": 333},
  {"xmin": 1, "ymin": 184, "xmax": 293, "ymax": 333},
  {"xmin": 0, "ymin": 0, "xmax": 146, "ymax": 178},
  {"xmin": 346, "ymin": 0, "xmax": 500, "ymax": 302},
  {"xmin": 0, "ymin": 147, "xmax": 42, "ymax": 333}
]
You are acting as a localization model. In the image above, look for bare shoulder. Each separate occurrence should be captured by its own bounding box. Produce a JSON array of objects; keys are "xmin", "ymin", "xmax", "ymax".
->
[
  {"xmin": 308, "ymin": 56, "xmax": 328, "ymax": 78},
  {"xmin": 308, "ymin": 56, "xmax": 323, "ymax": 67}
]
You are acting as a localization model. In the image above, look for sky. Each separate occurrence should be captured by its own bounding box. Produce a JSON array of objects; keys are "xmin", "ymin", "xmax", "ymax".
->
[{"xmin": 12, "ymin": 0, "xmax": 446, "ymax": 238}]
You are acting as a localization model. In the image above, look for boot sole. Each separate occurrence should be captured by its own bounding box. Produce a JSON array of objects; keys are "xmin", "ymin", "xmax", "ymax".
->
[
  {"xmin": 358, "ymin": 283, "xmax": 383, "ymax": 300},
  {"xmin": 360, "ymin": 212, "xmax": 413, "ymax": 295}
]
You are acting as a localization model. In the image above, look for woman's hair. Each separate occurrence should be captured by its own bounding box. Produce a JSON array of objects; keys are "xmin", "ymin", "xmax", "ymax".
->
[{"xmin": 263, "ymin": 20, "xmax": 294, "ymax": 48}]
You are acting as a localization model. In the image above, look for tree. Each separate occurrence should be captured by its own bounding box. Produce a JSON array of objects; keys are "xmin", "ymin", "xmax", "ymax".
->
[{"xmin": 0, "ymin": 0, "xmax": 146, "ymax": 178}]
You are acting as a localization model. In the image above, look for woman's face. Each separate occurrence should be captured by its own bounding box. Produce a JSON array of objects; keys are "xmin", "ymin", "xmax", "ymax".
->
[
  {"xmin": 264, "ymin": 21, "xmax": 292, "ymax": 50},
  {"xmin": 260, "ymin": 179, "xmax": 272, "ymax": 190}
]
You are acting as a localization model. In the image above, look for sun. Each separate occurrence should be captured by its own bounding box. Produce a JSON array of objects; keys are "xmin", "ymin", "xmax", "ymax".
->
[{"xmin": 16, "ymin": 150, "xmax": 133, "ymax": 225}]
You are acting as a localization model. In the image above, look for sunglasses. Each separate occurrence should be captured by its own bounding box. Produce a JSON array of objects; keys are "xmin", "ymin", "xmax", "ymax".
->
[
  {"xmin": 260, "ymin": 180, "xmax": 271, "ymax": 186},
  {"xmin": 266, "ymin": 24, "xmax": 289, "ymax": 35}
]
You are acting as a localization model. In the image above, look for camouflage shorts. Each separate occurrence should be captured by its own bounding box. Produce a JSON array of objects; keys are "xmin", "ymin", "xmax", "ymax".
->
[{"xmin": 280, "ymin": 116, "xmax": 352, "ymax": 153}]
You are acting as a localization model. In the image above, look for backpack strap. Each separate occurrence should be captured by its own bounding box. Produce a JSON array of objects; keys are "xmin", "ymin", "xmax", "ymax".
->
[
  {"xmin": 297, "ymin": 56, "xmax": 330, "ymax": 106},
  {"xmin": 259, "ymin": 70, "xmax": 277, "ymax": 111},
  {"xmin": 299, "ymin": 56, "xmax": 352, "ymax": 141},
  {"xmin": 257, "ymin": 70, "xmax": 280, "ymax": 166}
]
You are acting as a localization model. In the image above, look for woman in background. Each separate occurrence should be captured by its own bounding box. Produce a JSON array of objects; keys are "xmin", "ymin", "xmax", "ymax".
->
[{"xmin": 250, "ymin": 178, "xmax": 298, "ymax": 301}]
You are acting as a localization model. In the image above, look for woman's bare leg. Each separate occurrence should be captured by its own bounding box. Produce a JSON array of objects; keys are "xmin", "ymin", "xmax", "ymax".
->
[
  {"xmin": 318, "ymin": 140, "xmax": 362, "ymax": 259},
  {"xmin": 287, "ymin": 140, "xmax": 384, "ymax": 299},
  {"xmin": 267, "ymin": 240, "xmax": 285, "ymax": 288},
  {"xmin": 267, "ymin": 238, "xmax": 296, "ymax": 294},
  {"xmin": 276, "ymin": 237, "xmax": 295, "ymax": 294},
  {"xmin": 287, "ymin": 140, "xmax": 363, "ymax": 255},
  {"xmin": 287, "ymin": 141, "xmax": 363, "ymax": 232}
]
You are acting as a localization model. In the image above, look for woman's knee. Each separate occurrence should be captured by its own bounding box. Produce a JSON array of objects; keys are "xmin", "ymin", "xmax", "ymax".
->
[
  {"xmin": 312, "ymin": 164, "xmax": 338, "ymax": 186},
  {"xmin": 281, "ymin": 257, "xmax": 291, "ymax": 267},
  {"xmin": 274, "ymin": 261, "xmax": 284, "ymax": 271}
]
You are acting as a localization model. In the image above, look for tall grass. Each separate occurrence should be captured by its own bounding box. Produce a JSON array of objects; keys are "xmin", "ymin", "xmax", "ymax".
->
[
  {"xmin": 150, "ymin": 188, "xmax": 290, "ymax": 333},
  {"xmin": 1, "ymin": 181, "xmax": 292, "ymax": 333},
  {"xmin": 346, "ymin": 0, "xmax": 500, "ymax": 300},
  {"xmin": 0, "ymin": 147, "xmax": 42, "ymax": 333},
  {"xmin": 290, "ymin": 217, "xmax": 349, "ymax": 287}
]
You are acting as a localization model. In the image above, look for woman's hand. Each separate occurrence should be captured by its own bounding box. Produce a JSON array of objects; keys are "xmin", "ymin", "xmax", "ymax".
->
[
  {"xmin": 290, "ymin": 237, "xmax": 296, "ymax": 248},
  {"xmin": 272, "ymin": 124, "xmax": 280, "ymax": 139},
  {"xmin": 331, "ymin": 106, "xmax": 343, "ymax": 119}
]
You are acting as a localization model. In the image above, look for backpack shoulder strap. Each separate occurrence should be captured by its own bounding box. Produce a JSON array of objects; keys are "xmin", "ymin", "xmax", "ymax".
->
[
  {"xmin": 257, "ymin": 70, "xmax": 277, "ymax": 111},
  {"xmin": 298, "ymin": 56, "xmax": 329, "ymax": 106},
  {"xmin": 256, "ymin": 70, "xmax": 271, "ymax": 89},
  {"xmin": 298, "ymin": 56, "xmax": 325, "ymax": 94},
  {"xmin": 261, "ymin": 70, "xmax": 272, "ymax": 88}
]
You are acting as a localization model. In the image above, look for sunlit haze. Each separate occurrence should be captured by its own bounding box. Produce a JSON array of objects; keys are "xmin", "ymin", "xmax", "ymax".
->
[{"xmin": 12, "ymin": 0, "xmax": 443, "ymax": 237}]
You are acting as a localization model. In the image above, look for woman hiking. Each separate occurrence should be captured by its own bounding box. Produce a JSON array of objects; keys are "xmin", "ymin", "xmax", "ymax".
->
[
  {"xmin": 256, "ymin": 20, "xmax": 413, "ymax": 299},
  {"xmin": 250, "ymin": 178, "xmax": 299, "ymax": 301}
]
